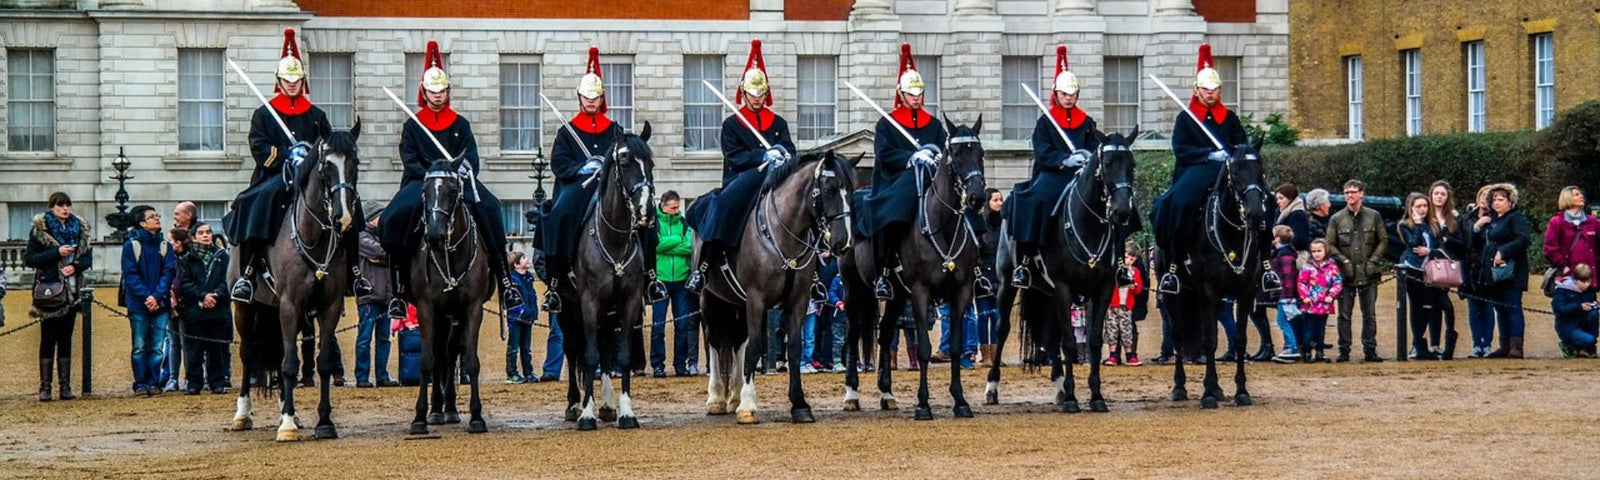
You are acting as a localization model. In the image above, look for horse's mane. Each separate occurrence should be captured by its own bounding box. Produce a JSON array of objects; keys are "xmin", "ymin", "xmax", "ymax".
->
[
  {"xmin": 762, "ymin": 151, "xmax": 855, "ymax": 192},
  {"xmin": 621, "ymin": 133, "xmax": 654, "ymax": 166},
  {"xmin": 326, "ymin": 129, "xmax": 359, "ymax": 156}
]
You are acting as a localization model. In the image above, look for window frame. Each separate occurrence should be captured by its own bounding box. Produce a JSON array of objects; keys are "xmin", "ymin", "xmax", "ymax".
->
[
  {"xmin": 1403, "ymin": 49, "xmax": 1422, "ymax": 136},
  {"xmin": 1464, "ymin": 41, "xmax": 1486, "ymax": 133},
  {"xmin": 1102, "ymin": 56, "xmax": 1142, "ymax": 135},
  {"xmin": 178, "ymin": 48, "xmax": 227, "ymax": 151},
  {"xmin": 6, "ymin": 48, "xmax": 56, "ymax": 152},
  {"xmin": 1532, "ymin": 33, "xmax": 1554, "ymax": 130},
  {"xmin": 1346, "ymin": 55, "xmax": 1364, "ymax": 140},
  {"xmin": 308, "ymin": 52, "xmax": 355, "ymax": 131},
  {"xmin": 682, "ymin": 55, "xmax": 725, "ymax": 152},
  {"xmin": 499, "ymin": 56, "xmax": 543, "ymax": 153},
  {"xmin": 795, "ymin": 55, "xmax": 838, "ymax": 142}
]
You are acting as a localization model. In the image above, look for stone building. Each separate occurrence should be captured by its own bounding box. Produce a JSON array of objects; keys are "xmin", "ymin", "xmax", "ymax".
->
[
  {"xmin": 0, "ymin": 0, "xmax": 1287, "ymax": 261},
  {"xmin": 1290, "ymin": 0, "xmax": 1600, "ymax": 140}
]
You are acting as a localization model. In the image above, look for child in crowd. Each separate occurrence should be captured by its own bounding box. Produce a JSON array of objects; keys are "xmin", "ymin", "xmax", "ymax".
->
[
  {"xmin": 1297, "ymin": 239, "xmax": 1342, "ymax": 363},
  {"xmin": 1551, "ymin": 264, "xmax": 1599, "ymax": 358},
  {"xmin": 1269, "ymin": 225, "xmax": 1303, "ymax": 363},
  {"xmin": 1104, "ymin": 244, "xmax": 1144, "ymax": 366},
  {"xmin": 505, "ymin": 251, "xmax": 540, "ymax": 383}
]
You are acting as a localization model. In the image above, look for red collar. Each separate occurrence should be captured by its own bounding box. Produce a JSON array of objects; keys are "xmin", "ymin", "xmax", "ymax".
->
[
  {"xmin": 1188, "ymin": 97, "xmax": 1229, "ymax": 124},
  {"xmin": 738, "ymin": 107, "xmax": 776, "ymax": 132},
  {"xmin": 269, "ymin": 94, "xmax": 312, "ymax": 116},
  {"xmin": 572, "ymin": 111, "xmax": 613, "ymax": 135},
  {"xmin": 890, "ymin": 107, "xmax": 931, "ymax": 129},
  {"xmin": 1049, "ymin": 104, "xmax": 1088, "ymax": 130},
  {"xmin": 416, "ymin": 106, "xmax": 458, "ymax": 131}
]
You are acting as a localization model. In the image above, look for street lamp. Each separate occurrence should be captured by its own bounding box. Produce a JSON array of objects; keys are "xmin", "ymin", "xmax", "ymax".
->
[
  {"xmin": 524, "ymin": 152, "xmax": 549, "ymax": 238},
  {"xmin": 105, "ymin": 147, "xmax": 134, "ymax": 241}
]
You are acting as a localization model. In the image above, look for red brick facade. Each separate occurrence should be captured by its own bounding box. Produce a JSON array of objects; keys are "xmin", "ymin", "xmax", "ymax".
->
[
  {"xmin": 1194, "ymin": 0, "xmax": 1256, "ymax": 23},
  {"xmin": 293, "ymin": 0, "xmax": 750, "ymax": 20},
  {"xmin": 785, "ymin": 0, "xmax": 853, "ymax": 21}
]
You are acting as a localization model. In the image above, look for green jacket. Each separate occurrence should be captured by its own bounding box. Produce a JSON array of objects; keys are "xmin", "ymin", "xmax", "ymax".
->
[
  {"xmin": 655, "ymin": 208, "xmax": 694, "ymax": 282},
  {"xmin": 1325, "ymin": 205, "xmax": 1389, "ymax": 287}
]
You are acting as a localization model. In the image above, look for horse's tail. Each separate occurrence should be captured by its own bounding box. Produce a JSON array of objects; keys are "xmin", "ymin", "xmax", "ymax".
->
[
  {"xmin": 238, "ymin": 304, "xmax": 284, "ymax": 400},
  {"xmin": 1017, "ymin": 291, "xmax": 1041, "ymax": 374}
]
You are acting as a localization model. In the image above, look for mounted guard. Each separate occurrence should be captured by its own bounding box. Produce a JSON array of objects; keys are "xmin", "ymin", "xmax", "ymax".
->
[
  {"xmin": 1007, "ymin": 45, "xmax": 1101, "ymax": 289},
  {"xmin": 863, "ymin": 44, "xmax": 949, "ymax": 299}
]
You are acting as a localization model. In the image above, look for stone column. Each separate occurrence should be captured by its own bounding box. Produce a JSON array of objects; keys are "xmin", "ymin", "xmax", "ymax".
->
[
  {"xmin": 847, "ymin": 5, "xmax": 902, "ymax": 136},
  {"xmin": 851, "ymin": 0, "xmax": 894, "ymax": 19},
  {"xmin": 1154, "ymin": 0, "xmax": 1195, "ymax": 16},
  {"xmin": 1054, "ymin": 0, "xmax": 1096, "ymax": 16},
  {"xmin": 255, "ymin": 0, "xmax": 301, "ymax": 10},
  {"xmin": 952, "ymin": 0, "xmax": 996, "ymax": 16}
]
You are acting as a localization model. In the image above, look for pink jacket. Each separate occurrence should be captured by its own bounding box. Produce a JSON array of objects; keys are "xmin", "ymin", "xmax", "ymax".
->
[
  {"xmin": 1543, "ymin": 214, "xmax": 1600, "ymax": 278},
  {"xmin": 1297, "ymin": 258, "xmax": 1343, "ymax": 315}
]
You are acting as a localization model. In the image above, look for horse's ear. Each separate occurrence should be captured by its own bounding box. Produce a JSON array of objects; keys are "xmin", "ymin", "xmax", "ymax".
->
[
  {"xmin": 850, "ymin": 152, "xmax": 866, "ymax": 168},
  {"xmin": 640, "ymin": 121, "xmax": 652, "ymax": 142},
  {"xmin": 350, "ymin": 117, "xmax": 362, "ymax": 140},
  {"xmin": 1128, "ymin": 125, "xmax": 1140, "ymax": 143},
  {"xmin": 973, "ymin": 114, "xmax": 983, "ymax": 135},
  {"xmin": 942, "ymin": 113, "xmax": 956, "ymax": 137},
  {"xmin": 1093, "ymin": 129, "xmax": 1108, "ymax": 145},
  {"xmin": 1251, "ymin": 132, "xmax": 1265, "ymax": 153}
]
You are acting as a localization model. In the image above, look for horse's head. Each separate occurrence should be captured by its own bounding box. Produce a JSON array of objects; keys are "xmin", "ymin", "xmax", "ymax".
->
[
  {"xmin": 1092, "ymin": 126, "xmax": 1140, "ymax": 226},
  {"xmin": 941, "ymin": 114, "xmax": 988, "ymax": 210},
  {"xmin": 608, "ymin": 121, "xmax": 656, "ymax": 231},
  {"xmin": 422, "ymin": 157, "xmax": 465, "ymax": 246},
  {"xmin": 306, "ymin": 118, "xmax": 362, "ymax": 234},
  {"xmin": 806, "ymin": 150, "xmax": 859, "ymax": 256},
  {"xmin": 1227, "ymin": 133, "xmax": 1269, "ymax": 230}
]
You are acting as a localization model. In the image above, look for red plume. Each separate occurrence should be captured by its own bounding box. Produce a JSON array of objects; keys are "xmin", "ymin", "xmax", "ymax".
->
[
  {"xmin": 894, "ymin": 44, "xmax": 917, "ymax": 108},
  {"xmin": 1054, "ymin": 45, "xmax": 1069, "ymax": 76},
  {"xmin": 416, "ymin": 40, "xmax": 446, "ymax": 106},
  {"xmin": 737, "ymin": 39, "xmax": 771, "ymax": 106},
  {"xmin": 275, "ymin": 28, "xmax": 305, "ymax": 95},
  {"xmin": 586, "ymin": 46, "xmax": 602, "ymax": 78},
  {"xmin": 1196, "ymin": 43, "xmax": 1214, "ymax": 72}
]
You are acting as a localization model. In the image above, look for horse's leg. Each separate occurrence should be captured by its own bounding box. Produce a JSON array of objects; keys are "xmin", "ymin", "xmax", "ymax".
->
[
  {"xmin": 426, "ymin": 318, "xmax": 449, "ymax": 425},
  {"xmin": 909, "ymin": 288, "xmax": 935, "ymax": 421},
  {"xmin": 563, "ymin": 312, "xmax": 582, "ymax": 422},
  {"xmin": 703, "ymin": 297, "xmax": 726, "ymax": 415},
  {"xmin": 466, "ymin": 306, "xmax": 488, "ymax": 433},
  {"xmin": 1056, "ymin": 286, "xmax": 1080, "ymax": 414},
  {"xmin": 313, "ymin": 303, "xmax": 343, "ymax": 439},
  {"xmin": 1232, "ymin": 297, "xmax": 1253, "ymax": 406},
  {"xmin": 617, "ymin": 299, "xmax": 642, "ymax": 429},
  {"xmin": 784, "ymin": 294, "xmax": 814, "ymax": 423},
  {"xmin": 985, "ymin": 283, "xmax": 1016, "ymax": 406},
  {"xmin": 1201, "ymin": 299, "xmax": 1223, "ymax": 409},
  {"xmin": 876, "ymin": 299, "xmax": 902, "ymax": 411},
  {"xmin": 1087, "ymin": 287, "xmax": 1111, "ymax": 413},
  {"xmin": 577, "ymin": 300, "xmax": 603, "ymax": 431},
  {"xmin": 230, "ymin": 307, "xmax": 254, "ymax": 431},
  {"xmin": 735, "ymin": 301, "xmax": 765, "ymax": 425},
  {"xmin": 949, "ymin": 287, "xmax": 973, "ymax": 418},
  {"xmin": 841, "ymin": 286, "xmax": 867, "ymax": 411},
  {"xmin": 443, "ymin": 321, "xmax": 462, "ymax": 425},
  {"xmin": 275, "ymin": 306, "xmax": 301, "ymax": 442},
  {"xmin": 410, "ymin": 305, "xmax": 434, "ymax": 434},
  {"xmin": 727, "ymin": 334, "xmax": 746, "ymax": 416}
]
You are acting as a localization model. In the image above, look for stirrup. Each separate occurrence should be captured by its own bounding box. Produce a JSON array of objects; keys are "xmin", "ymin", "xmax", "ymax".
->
[
  {"xmin": 874, "ymin": 277, "xmax": 894, "ymax": 300},
  {"xmin": 352, "ymin": 276, "xmax": 374, "ymax": 300},
  {"xmin": 387, "ymin": 298, "xmax": 407, "ymax": 320},
  {"xmin": 1158, "ymin": 270, "xmax": 1181, "ymax": 295},
  {"xmin": 501, "ymin": 284, "xmax": 525, "ymax": 311},
  {"xmin": 647, "ymin": 279, "xmax": 669, "ymax": 303},
  {"xmin": 810, "ymin": 279, "xmax": 829, "ymax": 301},
  {"xmin": 1260, "ymin": 268, "xmax": 1283, "ymax": 294},
  {"xmin": 1010, "ymin": 264, "xmax": 1032, "ymax": 289},
  {"xmin": 684, "ymin": 269, "xmax": 706, "ymax": 294},
  {"xmin": 230, "ymin": 277, "xmax": 254, "ymax": 303}
]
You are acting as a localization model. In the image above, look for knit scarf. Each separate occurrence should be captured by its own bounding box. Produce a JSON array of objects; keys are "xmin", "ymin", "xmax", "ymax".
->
[
  {"xmin": 45, "ymin": 213, "xmax": 81, "ymax": 247},
  {"xmin": 1565, "ymin": 209, "xmax": 1587, "ymax": 226}
]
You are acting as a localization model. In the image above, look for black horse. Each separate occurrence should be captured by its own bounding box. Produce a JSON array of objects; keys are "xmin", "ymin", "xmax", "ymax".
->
[
  {"xmin": 987, "ymin": 129, "xmax": 1140, "ymax": 413},
  {"xmin": 699, "ymin": 150, "xmax": 857, "ymax": 425},
  {"xmin": 1164, "ymin": 134, "xmax": 1269, "ymax": 409},
  {"xmin": 229, "ymin": 119, "xmax": 362, "ymax": 441},
  {"xmin": 404, "ymin": 159, "xmax": 495, "ymax": 435},
  {"xmin": 555, "ymin": 123, "xmax": 657, "ymax": 430},
  {"xmin": 841, "ymin": 116, "xmax": 987, "ymax": 420}
]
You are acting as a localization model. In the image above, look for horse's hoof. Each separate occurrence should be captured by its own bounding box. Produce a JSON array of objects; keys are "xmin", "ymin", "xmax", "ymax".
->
[
  {"xmin": 984, "ymin": 392, "xmax": 999, "ymax": 406},
  {"xmin": 409, "ymin": 422, "xmax": 429, "ymax": 435},
  {"xmin": 564, "ymin": 407, "xmax": 580, "ymax": 422},
  {"xmin": 1200, "ymin": 396, "xmax": 1219, "ymax": 409},
  {"xmin": 313, "ymin": 425, "xmax": 338, "ymax": 440},
  {"xmin": 913, "ymin": 406, "xmax": 934, "ymax": 421},
  {"xmin": 230, "ymin": 417, "xmax": 253, "ymax": 431},
  {"xmin": 791, "ymin": 408, "xmax": 816, "ymax": 424},
  {"xmin": 708, "ymin": 402, "xmax": 729, "ymax": 415},
  {"xmin": 618, "ymin": 416, "xmax": 640, "ymax": 430},
  {"xmin": 1171, "ymin": 389, "xmax": 1189, "ymax": 402},
  {"xmin": 445, "ymin": 412, "xmax": 462, "ymax": 424},
  {"xmin": 736, "ymin": 410, "xmax": 759, "ymax": 425},
  {"xmin": 598, "ymin": 407, "xmax": 618, "ymax": 423},
  {"xmin": 468, "ymin": 420, "xmax": 488, "ymax": 434},
  {"xmin": 953, "ymin": 405, "xmax": 974, "ymax": 418},
  {"xmin": 1090, "ymin": 399, "xmax": 1109, "ymax": 413},
  {"xmin": 880, "ymin": 398, "xmax": 898, "ymax": 411},
  {"xmin": 1061, "ymin": 400, "xmax": 1081, "ymax": 414},
  {"xmin": 427, "ymin": 412, "xmax": 446, "ymax": 425},
  {"xmin": 843, "ymin": 399, "xmax": 860, "ymax": 412},
  {"xmin": 275, "ymin": 429, "xmax": 299, "ymax": 442},
  {"xmin": 577, "ymin": 418, "xmax": 598, "ymax": 431},
  {"xmin": 1234, "ymin": 393, "xmax": 1253, "ymax": 406}
]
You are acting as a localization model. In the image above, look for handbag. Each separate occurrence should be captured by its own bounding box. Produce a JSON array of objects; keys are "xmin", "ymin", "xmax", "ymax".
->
[
  {"xmin": 1422, "ymin": 250, "xmax": 1463, "ymax": 289},
  {"xmin": 1541, "ymin": 238, "xmax": 1582, "ymax": 297},
  {"xmin": 32, "ymin": 272, "xmax": 71, "ymax": 313},
  {"xmin": 1491, "ymin": 260, "xmax": 1517, "ymax": 285}
]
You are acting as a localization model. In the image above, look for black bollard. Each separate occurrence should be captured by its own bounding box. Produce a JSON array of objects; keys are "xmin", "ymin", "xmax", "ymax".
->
[
  {"xmin": 1394, "ymin": 268, "xmax": 1407, "ymax": 362},
  {"xmin": 80, "ymin": 287, "xmax": 94, "ymax": 395}
]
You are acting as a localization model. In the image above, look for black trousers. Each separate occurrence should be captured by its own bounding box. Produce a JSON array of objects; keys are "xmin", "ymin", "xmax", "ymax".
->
[
  {"xmin": 39, "ymin": 316, "xmax": 75, "ymax": 360},
  {"xmin": 183, "ymin": 319, "xmax": 230, "ymax": 389}
]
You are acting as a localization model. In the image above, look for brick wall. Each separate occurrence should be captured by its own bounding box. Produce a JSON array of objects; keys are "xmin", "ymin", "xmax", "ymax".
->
[
  {"xmin": 293, "ymin": 0, "xmax": 750, "ymax": 20},
  {"xmin": 1290, "ymin": 0, "xmax": 1600, "ymax": 139},
  {"xmin": 785, "ymin": 0, "xmax": 852, "ymax": 21},
  {"xmin": 1193, "ymin": 0, "xmax": 1256, "ymax": 23}
]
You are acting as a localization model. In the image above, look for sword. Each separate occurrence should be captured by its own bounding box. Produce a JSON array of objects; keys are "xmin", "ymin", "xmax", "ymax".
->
[
  {"xmin": 1019, "ymin": 83, "xmax": 1078, "ymax": 152},
  {"xmin": 538, "ymin": 93, "xmax": 594, "ymax": 159},
  {"xmin": 1146, "ymin": 74, "xmax": 1225, "ymax": 150},
  {"xmin": 381, "ymin": 86, "xmax": 482, "ymax": 202},
  {"xmin": 701, "ymin": 80, "xmax": 772, "ymax": 150},
  {"xmin": 843, "ymin": 80, "xmax": 919, "ymax": 146},
  {"xmin": 226, "ymin": 58, "xmax": 297, "ymax": 144}
]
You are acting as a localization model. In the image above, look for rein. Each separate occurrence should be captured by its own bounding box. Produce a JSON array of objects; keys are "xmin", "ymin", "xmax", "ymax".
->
[
  {"xmin": 588, "ymin": 151, "xmax": 650, "ymax": 277},
  {"xmin": 1059, "ymin": 143, "xmax": 1133, "ymax": 270},
  {"xmin": 1205, "ymin": 154, "xmax": 1265, "ymax": 274},
  {"xmin": 915, "ymin": 135, "xmax": 981, "ymax": 273},
  {"xmin": 288, "ymin": 146, "xmax": 355, "ymax": 281},
  {"xmin": 423, "ymin": 170, "xmax": 479, "ymax": 291}
]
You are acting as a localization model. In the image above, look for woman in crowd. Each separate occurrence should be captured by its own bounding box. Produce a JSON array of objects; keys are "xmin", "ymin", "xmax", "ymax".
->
[
  {"xmin": 1397, "ymin": 193, "xmax": 1446, "ymax": 360},
  {"xmin": 978, "ymin": 187, "xmax": 1004, "ymax": 367},
  {"xmin": 176, "ymin": 223, "xmax": 231, "ymax": 394},
  {"xmin": 1543, "ymin": 186, "xmax": 1598, "ymax": 287},
  {"xmin": 1461, "ymin": 185, "xmax": 1496, "ymax": 357},
  {"xmin": 1475, "ymin": 184, "xmax": 1532, "ymax": 358},
  {"xmin": 1426, "ymin": 181, "xmax": 1466, "ymax": 359},
  {"xmin": 23, "ymin": 192, "xmax": 92, "ymax": 401}
]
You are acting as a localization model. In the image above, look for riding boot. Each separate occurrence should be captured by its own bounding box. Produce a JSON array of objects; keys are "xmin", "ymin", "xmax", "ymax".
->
[
  {"xmin": 388, "ymin": 257, "xmax": 409, "ymax": 319},
  {"xmin": 874, "ymin": 268, "xmax": 895, "ymax": 300},
  {"xmin": 1508, "ymin": 336, "xmax": 1524, "ymax": 359},
  {"xmin": 351, "ymin": 262, "xmax": 374, "ymax": 302},
  {"xmin": 1441, "ymin": 330, "xmax": 1459, "ymax": 361},
  {"xmin": 541, "ymin": 259, "xmax": 565, "ymax": 314},
  {"xmin": 646, "ymin": 270, "xmax": 669, "ymax": 303},
  {"xmin": 38, "ymin": 359, "xmax": 53, "ymax": 402},
  {"xmin": 231, "ymin": 244, "xmax": 258, "ymax": 302},
  {"xmin": 685, "ymin": 244, "xmax": 721, "ymax": 294},
  {"xmin": 57, "ymin": 356, "xmax": 75, "ymax": 400}
]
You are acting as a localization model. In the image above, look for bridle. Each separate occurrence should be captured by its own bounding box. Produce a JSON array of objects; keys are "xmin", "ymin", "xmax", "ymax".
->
[
  {"xmin": 1206, "ymin": 151, "xmax": 1267, "ymax": 274},
  {"xmin": 757, "ymin": 157, "xmax": 852, "ymax": 271},
  {"xmin": 588, "ymin": 142, "xmax": 654, "ymax": 277},
  {"xmin": 1060, "ymin": 142, "xmax": 1135, "ymax": 270},
  {"xmin": 914, "ymin": 133, "xmax": 984, "ymax": 273},
  {"xmin": 288, "ymin": 141, "xmax": 357, "ymax": 282},
  {"xmin": 423, "ymin": 168, "xmax": 478, "ymax": 291}
]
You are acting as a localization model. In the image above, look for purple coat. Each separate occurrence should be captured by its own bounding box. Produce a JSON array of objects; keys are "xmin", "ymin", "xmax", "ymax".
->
[{"xmin": 1543, "ymin": 214, "xmax": 1600, "ymax": 278}]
